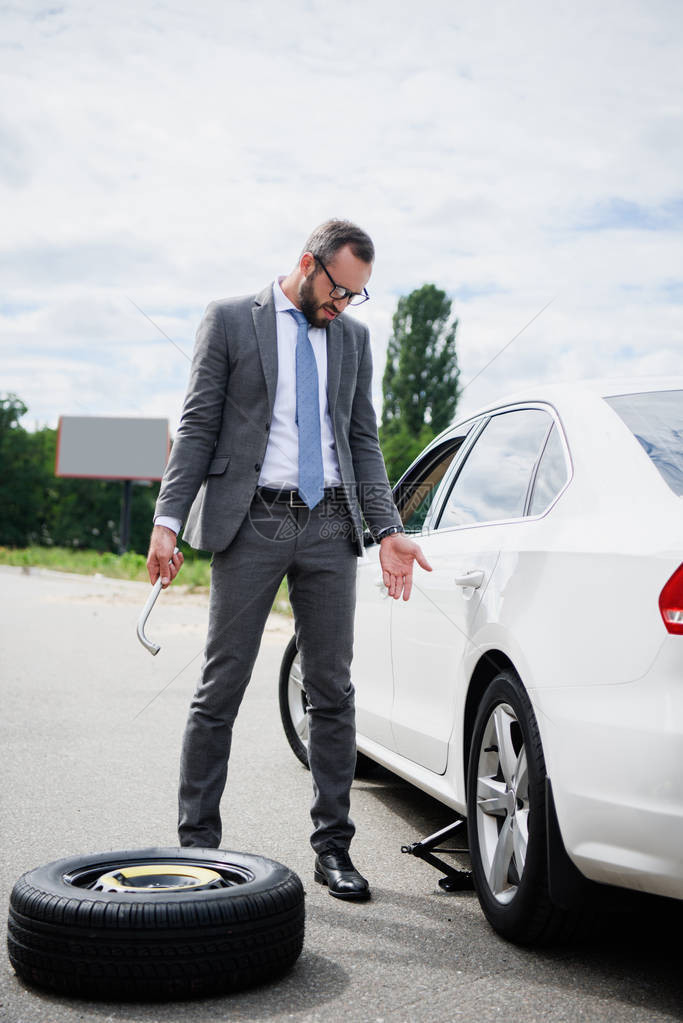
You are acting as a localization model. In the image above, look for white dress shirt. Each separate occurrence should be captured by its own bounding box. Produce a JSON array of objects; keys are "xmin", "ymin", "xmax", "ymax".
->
[{"xmin": 156, "ymin": 278, "xmax": 341, "ymax": 535}]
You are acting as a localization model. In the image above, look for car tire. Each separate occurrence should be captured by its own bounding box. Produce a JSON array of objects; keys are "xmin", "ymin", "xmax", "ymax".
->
[
  {"xmin": 7, "ymin": 847, "xmax": 305, "ymax": 1000},
  {"xmin": 467, "ymin": 671, "xmax": 572, "ymax": 944},
  {"xmin": 278, "ymin": 636, "xmax": 376, "ymax": 777}
]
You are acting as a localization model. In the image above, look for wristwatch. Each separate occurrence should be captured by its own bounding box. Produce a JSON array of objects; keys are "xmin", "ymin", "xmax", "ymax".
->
[{"xmin": 376, "ymin": 525, "xmax": 405, "ymax": 541}]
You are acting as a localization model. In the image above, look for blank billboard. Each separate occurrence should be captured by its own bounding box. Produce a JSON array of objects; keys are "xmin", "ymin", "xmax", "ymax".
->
[{"xmin": 56, "ymin": 416, "xmax": 170, "ymax": 481}]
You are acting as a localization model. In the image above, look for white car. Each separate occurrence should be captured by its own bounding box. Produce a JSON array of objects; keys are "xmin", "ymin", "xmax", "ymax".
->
[{"xmin": 279, "ymin": 377, "xmax": 683, "ymax": 942}]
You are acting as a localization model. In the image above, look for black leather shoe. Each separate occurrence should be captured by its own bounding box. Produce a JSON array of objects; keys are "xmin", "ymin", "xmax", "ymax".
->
[{"xmin": 314, "ymin": 848, "xmax": 370, "ymax": 901}]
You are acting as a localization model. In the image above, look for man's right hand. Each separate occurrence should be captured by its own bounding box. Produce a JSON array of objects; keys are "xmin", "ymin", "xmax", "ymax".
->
[{"xmin": 147, "ymin": 525, "xmax": 184, "ymax": 588}]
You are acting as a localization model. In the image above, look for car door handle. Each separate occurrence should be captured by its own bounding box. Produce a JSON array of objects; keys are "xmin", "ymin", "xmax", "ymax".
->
[{"xmin": 455, "ymin": 570, "xmax": 485, "ymax": 589}]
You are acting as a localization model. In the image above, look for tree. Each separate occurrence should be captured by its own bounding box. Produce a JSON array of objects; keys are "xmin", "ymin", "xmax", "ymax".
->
[
  {"xmin": 0, "ymin": 393, "xmax": 27, "ymax": 432},
  {"xmin": 380, "ymin": 284, "xmax": 460, "ymax": 483},
  {"xmin": 0, "ymin": 394, "xmax": 48, "ymax": 545}
]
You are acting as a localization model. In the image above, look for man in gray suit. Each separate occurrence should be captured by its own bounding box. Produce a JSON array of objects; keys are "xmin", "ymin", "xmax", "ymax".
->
[{"xmin": 147, "ymin": 220, "xmax": 430, "ymax": 899}]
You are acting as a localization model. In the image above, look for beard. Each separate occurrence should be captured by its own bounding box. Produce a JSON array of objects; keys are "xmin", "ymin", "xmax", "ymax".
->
[{"xmin": 298, "ymin": 272, "xmax": 337, "ymax": 328}]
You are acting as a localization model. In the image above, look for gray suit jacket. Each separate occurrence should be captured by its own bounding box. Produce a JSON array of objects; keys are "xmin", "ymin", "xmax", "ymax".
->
[{"xmin": 154, "ymin": 283, "xmax": 401, "ymax": 556}]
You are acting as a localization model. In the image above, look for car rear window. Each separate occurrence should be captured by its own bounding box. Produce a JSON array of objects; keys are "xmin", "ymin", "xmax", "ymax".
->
[{"xmin": 605, "ymin": 389, "xmax": 683, "ymax": 496}]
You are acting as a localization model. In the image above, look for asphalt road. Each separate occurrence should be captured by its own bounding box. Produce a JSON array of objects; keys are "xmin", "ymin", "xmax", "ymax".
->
[{"xmin": 1, "ymin": 565, "xmax": 681, "ymax": 1023}]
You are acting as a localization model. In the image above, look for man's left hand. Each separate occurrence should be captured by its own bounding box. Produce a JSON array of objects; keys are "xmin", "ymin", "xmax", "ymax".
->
[{"xmin": 379, "ymin": 532, "xmax": 432, "ymax": 601}]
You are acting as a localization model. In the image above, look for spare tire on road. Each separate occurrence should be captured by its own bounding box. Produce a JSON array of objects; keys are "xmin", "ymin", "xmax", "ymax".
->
[{"xmin": 7, "ymin": 847, "xmax": 305, "ymax": 1000}]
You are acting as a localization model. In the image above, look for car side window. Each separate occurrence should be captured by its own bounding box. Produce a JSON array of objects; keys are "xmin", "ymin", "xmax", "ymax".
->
[
  {"xmin": 393, "ymin": 433, "xmax": 474, "ymax": 533},
  {"xmin": 400, "ymin": 452, "xmax": 457, "ymax": 532},
  {"xmin": 527, "ymin": 425, "xmax": 569, "ymax": 515},
  {"xmin": 437, "ymin": 409, "xmax": 552, "ymax": 529}
]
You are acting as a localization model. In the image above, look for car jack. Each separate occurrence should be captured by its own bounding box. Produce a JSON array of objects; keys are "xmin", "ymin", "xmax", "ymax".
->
[{"xmin": 401, "ymin": 818, "xmax": 474, "ymax": 891}]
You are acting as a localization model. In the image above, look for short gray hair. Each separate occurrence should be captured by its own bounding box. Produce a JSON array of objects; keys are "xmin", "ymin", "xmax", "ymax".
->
[{"xmin": 300, "ymin": 219, "xmax": 375, "ymax": 265}]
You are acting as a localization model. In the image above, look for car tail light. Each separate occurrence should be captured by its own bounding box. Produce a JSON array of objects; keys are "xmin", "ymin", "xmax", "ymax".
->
[{"xmin": 660, "ymin": 563, "xmax": 683, "ymax": 635}]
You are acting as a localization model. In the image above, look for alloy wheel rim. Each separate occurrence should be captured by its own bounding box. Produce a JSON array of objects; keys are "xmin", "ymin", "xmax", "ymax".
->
[{"xmin": 475, "ymin": 702, "xmax": 529, "ymax": 904}]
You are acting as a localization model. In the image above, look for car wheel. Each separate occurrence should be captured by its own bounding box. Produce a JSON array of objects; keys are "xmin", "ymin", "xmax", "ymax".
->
[
  {"xmin": 7, "ymin": 847, "xmax": 304, "ymax": 999},
  {"xmin": 467, "ymin": 670, "xmax": 570, "ymax": 944},
  {"xmin": 279, "ymin": 636, "xmax": 310, "ymax": 767},
  {"xmin": 278, "ymin": 636, "xmax": 376, "ymax": 776}
]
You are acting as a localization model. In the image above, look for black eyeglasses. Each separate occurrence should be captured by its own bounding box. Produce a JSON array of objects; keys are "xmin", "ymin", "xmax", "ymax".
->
[{"xmin": 314, "ymin": 257, "xmax": 370, "ymax": 306}]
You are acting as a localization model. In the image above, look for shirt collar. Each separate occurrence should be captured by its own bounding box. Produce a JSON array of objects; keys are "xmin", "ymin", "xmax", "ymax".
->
[
  {"xmin": 273, "ymin": 277, "xmax": 297, "ymax": 314},
  {"xmin": 272, "ymin": 277, "xmax": 328, "ymax": 335}
]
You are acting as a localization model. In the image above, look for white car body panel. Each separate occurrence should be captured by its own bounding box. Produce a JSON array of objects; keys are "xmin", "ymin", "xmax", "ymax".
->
[
  {"xmin": 390, "ymin": 538, "xmax": 499, "ymax": 773},
  {"xmin": 531, "ymin": 636, "xmax": 683, "ymax": 899},
  {"xmin": 354, "ymin": 554, "xmax": 394, "ymax": 746}
]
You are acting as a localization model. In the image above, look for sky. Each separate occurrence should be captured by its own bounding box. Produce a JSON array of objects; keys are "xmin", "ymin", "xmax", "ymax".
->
[{"xmin": 2, "ymin": 0, "xmax": 683, "ymax": 434}]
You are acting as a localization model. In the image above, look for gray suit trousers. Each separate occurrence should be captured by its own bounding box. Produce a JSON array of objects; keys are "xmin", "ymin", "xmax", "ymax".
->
[{"xmin": 178, "ymin": 492, "xmax": 358, "ymax": 853}]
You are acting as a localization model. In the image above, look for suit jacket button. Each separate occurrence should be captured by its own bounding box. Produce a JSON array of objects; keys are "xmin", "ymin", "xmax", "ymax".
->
[
  {"xmin": 265, "ymin": 422, "xmax": 270, "ymax": 430},
  {"xmin": 254, "ymin": 462, "xmax": 261, "ymax": 471}
]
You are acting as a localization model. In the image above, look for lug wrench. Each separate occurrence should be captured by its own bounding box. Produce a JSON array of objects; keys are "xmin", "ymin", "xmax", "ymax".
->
[{"xmin": 136, "ymin": 548, "xmax": 179, "ymax": 656}]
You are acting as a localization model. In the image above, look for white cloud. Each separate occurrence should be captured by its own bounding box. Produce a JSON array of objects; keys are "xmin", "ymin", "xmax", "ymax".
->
[{"xmin": 1, "ymin": 0, "xmax": 682, "ymax": 432}]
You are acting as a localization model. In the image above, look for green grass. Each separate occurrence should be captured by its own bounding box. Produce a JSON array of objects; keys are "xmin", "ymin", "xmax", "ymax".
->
[
  {"xmin": 0, "ymin": 546, "xmax": 292, "ymax": 615},
  {"xmin": 0, "ymin": 544, "xmax": 157, "ymax": 580}
]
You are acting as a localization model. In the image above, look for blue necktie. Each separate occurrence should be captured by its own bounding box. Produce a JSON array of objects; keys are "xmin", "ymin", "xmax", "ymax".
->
[{"xmin": 288, "ymin": 309, "xmax": 325, "ymax": 509}]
